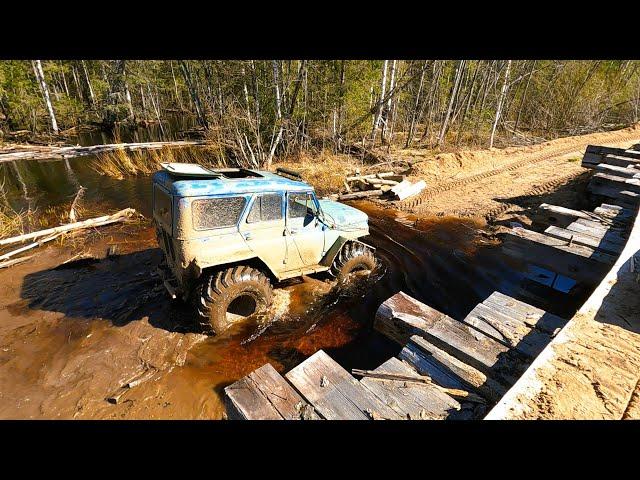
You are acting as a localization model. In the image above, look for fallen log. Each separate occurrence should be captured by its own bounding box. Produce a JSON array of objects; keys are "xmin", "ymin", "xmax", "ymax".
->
[
  {"xmin": 0, "ymin": 208, "xmax": 138, "ymax": 247},
  {"xmin": 0, "ymin": 255, "xmax": 34, "ymax": 269},
  {"xmin": 338, "ymin": 189, "xmax": 384, "ymax": 201},
  {"xmin": 346, "ymin": 171, "xmax": 396, "ymax": 182},
  {"xmin": 0, "ymin": 233, "xmax": 63, "ymax": 261},
  {"xmin": 0, "ymin": 140, "xmax": 207, "ymax": 163},
  {"xmin": 363, "ymin": 178, "xmax": 399, "ymax": 186}
]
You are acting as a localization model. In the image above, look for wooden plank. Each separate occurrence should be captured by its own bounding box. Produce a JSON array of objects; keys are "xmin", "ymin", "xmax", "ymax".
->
[
  {"xmin": 481, "ymin": 291, "xmax": 567, "ymax": 334},
  {"xmin": 374, "ymin": 291, "xmax": 450, "ymax": 345},
  {"xmin": 572, "ymin": 219, "xmax": 629, "ymax": 246},
  {"xmin": 500, "ymin": 227, "xmax": 615, "ymax": 284},
  {"xmin": 462, "ymin": 303, "xmax": 552, "ymax": 359},
  {"xmin": 595, "ymin": 163, "xmax": 640, "ymax": 179},
  {"xmin": 598, "ymin": 154, "xmax": 640, "ymax": 169},
  {"xmin": 574, "ymin": 216, "xmax": 629, "ymax": 234},
  {"xmin": 585, "ymin": 145, "xmax": 640, "ymax": 160},
  {"xmin": 358, "ymin": 357, "xmax": 466, "ymax": 420},
  {"xmin": 588, "ymin": 179, "xmax": 640, "ymax": 208},
  {"xmin": 224, "ymin": 363, "xmax": 320, "ymax": 420},
  {"xmin": 582, "ymin": 151, "xmax": 604, "ymax": 168},
  {"xmin": 589, "ymin": 172, "xmax": 640, "ymax": 195},
  {"xmin": 420, "ymin": 315, "xmax": 527, "ymax": 385},
  {"xmin": 594, "ymin": 205, "xmax": 634, "ymax": 222},
  {"xmin": 545, "ymin": 225, "xmax": 625, "ymax": 256},
  {"xmin": 533, "ymin": 203, "xmax": 593, "ymax": 228},
  {"xmin": 401, "ymin": 336, "xmax": 507, "ymax": 403},
  {"xmin": 285, "ymin": 350, "xmax": 402, "ymax": 420},
  {"xmin": 566, "ymin": 220, "xmax": 629, "ymax": 246},
  {"xmin": 392, "ymin": 180, "xmax": 427, "ymax": 201}
]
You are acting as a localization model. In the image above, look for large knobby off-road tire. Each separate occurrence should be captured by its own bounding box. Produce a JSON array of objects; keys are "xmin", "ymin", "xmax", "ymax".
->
[
  {"xmin": 330, "ymin": 241, "xmax": 377, "ymax": 281},
  {"xmin": 193, "ymin": 266, "xmax": 273, "ymax": 335}
]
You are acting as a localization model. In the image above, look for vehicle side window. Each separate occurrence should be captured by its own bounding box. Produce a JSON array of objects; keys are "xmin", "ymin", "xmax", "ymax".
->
[
  {"xmin": 288, "ymin": 193, "xmax": 311, "ymax": 219},
  {"xmin": 192, "ymin": 196, "xmax": 247, "ymax": 230},
  {"xmin": 247, "ymin": 193, "xmax": 283, "ymax": 223}
]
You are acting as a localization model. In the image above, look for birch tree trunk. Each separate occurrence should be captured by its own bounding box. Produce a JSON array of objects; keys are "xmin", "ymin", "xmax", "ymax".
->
[
  {"xmin": 371, "ymin": 60, "xmax": 388, "ymax": 141},
  {"xmin": 32, "ymin": 60, "xmax": 59, "ymax": 134},
  {"xmin": 437, "ymin": 60, "xmax": 465, "ymax": 147},
  {"xmin": 513, "ymin": 60, "xmax": 536, "ymax": 138},
  {"xmin": 382, "ymin": 60, "xmax": 397, "ymax": 143},
  {"xmin": 81, "ymin": 60, "xmax": 95, "ymax": 105},
  {"xmin": 265, "ymin": 60, "xmax": 285, "ymax": 168},
  {"xmin": 180, "ymin": 60, "xmax": 208, "ymax": 129},
  {"xmin": 405, "ymin": 60, "xmax": 427, "ymax": 147},
  {"xmin": 489, "ymin": 60, "xmax": 512, "ymax": 148}
]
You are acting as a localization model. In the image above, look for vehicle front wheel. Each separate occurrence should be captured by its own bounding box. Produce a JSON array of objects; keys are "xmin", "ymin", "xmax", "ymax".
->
[
  {"xmin": 193, "ymin": 266, "xmax": 273, "ymax": 335},
  {"xmin": 330, "ymin": 241, "xmax": 377, "ymax": 281}
]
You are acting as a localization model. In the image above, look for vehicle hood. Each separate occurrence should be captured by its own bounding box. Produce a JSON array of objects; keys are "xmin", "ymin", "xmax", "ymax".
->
[{"xmin": 318, "ymin": 199, "xmax": 368, "ymax": 229}]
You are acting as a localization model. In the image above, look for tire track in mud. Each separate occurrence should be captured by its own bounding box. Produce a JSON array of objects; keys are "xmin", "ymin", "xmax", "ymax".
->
[
  {"xmin": 397, "ymin": 130, "xmax": 640, "ymax": 213},
  {"xmin": 482, "ymin": 171, "xmax": 585, "ymax": 223}
]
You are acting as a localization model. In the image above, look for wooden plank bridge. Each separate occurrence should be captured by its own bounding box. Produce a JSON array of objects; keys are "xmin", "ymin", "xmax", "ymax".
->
[{"xmin": 223, "ymin": 142, "xmax": 640, "ymax": 420}]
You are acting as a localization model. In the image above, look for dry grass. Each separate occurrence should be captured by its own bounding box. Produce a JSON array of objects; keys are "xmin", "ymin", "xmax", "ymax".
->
[
  {"xmin": 92, "ymin": 145, "xmax": 358, "ymax": 196},
  {"xmin": 92, "ymin": 145, "xmax": 224, "ymax": 179},
  {"xmin": 273, "ymin": 151, "xmax": 360, "ymax": 196},
  {"xmin": 0, "ymin": 189, "xmax": 89, "ymax": 241},
  {"xmin": 0, "ymin": 208, "xmax": 26, "ymax": 239}
]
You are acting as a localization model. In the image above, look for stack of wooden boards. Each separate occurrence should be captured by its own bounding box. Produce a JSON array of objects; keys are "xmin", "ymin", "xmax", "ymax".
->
[
  {"xmin": 582, "ymin": 144, "xmax": 640, "ymax": 209},
  {"xmin": 499, "ymin": 143, "xmax": 639, "ymax": 286},
  {"xmin": 223, "ymin": 289, "xmax": 567, "ymax": 420},
  {"xmin": 338, "ymin": 170, "xmax": 426, "ymax": 202}
]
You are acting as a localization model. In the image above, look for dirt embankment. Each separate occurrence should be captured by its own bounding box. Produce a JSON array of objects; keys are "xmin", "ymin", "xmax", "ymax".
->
[
  {"xmin": 384, "ymin": 123, "xmax": 640, "ymax": 222},
  {"xmin": 507, "ymin": 315, "xmax": 640, "ymax": 420}
]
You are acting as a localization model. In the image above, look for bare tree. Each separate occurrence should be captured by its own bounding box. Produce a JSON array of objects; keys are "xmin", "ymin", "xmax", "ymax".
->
[
  {"xmin": 437, "ymin": 60, "xmax": 465, "ymax": 147},
  {"xmin": 489, "ymin": 60, "xmax": 512, "ymax": 148},
  {"xmin": 371, "ymin": 60, "xmax": 389, "ymax": 141},
  {"xmin": 32, "ymin": 60, "xmax": 58, "ymax": 134}
]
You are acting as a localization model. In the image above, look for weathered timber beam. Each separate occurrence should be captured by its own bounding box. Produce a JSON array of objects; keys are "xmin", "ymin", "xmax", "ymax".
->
[
  {"xmin": 374, "ymin": 291, "xmax": 451, "ymax": 345},
  {"xmin": 534, "ymin": 203, "xmax": 593, "ymax": 228},
  {"xmin": 500, "ymin": 227, "xmax": 615, "ymax": 284},
  {"xmin": 544, "ymin": 225, "xmax": 625, "ymax": 256}
]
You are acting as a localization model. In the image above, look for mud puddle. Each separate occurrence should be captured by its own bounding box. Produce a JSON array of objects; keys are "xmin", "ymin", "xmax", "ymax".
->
[{"xmin": 0, "ymin": 159, "xmax": 592, "ymax": 419}]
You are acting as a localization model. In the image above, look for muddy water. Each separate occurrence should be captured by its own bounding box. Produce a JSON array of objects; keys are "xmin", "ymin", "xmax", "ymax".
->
[{"xmin": 0, "ymin": 157, "xmax": 588, "ymax": 419}]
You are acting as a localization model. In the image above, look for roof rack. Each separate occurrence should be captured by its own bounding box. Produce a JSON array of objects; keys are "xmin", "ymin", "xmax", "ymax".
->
[{"xmin": 275, "ymin": 167, "xmax": 303, "ymax": 181}]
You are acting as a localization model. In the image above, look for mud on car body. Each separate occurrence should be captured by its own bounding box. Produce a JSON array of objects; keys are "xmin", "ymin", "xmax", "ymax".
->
[{"xmin": 152, "ymin": 163, "xmax": 377, "ymax": 334}]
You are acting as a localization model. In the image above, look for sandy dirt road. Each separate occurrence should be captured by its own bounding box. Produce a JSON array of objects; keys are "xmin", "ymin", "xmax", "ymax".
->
[{"xmin": 388, "ymin": 123, "xmax": 640, "ymax": 222}]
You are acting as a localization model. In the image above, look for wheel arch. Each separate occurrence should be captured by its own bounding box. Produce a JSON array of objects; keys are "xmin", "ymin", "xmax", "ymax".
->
[
  {"xmin": 320, "ymin": 237, "xmax": 375, "ymax": 267},
  {"xmin": 199, "ymin": 256, "xmax": 278, "ymax": 285}
]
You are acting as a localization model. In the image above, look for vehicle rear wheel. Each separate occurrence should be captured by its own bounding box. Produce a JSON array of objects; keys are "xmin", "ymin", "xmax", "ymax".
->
[
  {"xmin": 193, "ymin": 266, "xmax": 273, "ymax": 335},
  {"xmin": 330, "ymin": 241, "xmax": 377, "ymax": 281}
]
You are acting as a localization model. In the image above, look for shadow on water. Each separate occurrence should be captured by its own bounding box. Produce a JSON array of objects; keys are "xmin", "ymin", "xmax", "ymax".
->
[{"xmin": 20, "ymin": 248, "xmax": 186, "ymax": 331}]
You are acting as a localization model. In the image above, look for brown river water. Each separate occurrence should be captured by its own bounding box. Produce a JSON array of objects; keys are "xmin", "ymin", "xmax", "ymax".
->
[{"xmin": 0, "ymin": 154, "xmax": 590, "ymax": 419}]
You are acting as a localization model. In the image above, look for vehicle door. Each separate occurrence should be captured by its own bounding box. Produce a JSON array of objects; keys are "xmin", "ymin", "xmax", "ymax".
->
[
  {"xmin": 238, "ymin": 192, "xmax": 288, "ymax": 274},
  {"xmin": 286, "ymin": 191, "xmax": 326, "ymax": 267}
]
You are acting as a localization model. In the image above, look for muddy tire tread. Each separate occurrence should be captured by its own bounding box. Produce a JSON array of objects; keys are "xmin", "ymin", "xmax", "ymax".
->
[{"xmin": 193, "ymin": 266, "xmax": 273, "ymax": 335}]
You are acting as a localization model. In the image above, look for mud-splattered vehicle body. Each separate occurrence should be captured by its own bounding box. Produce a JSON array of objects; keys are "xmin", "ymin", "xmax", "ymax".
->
[{"xmin": 152, "ymin": 163, "xmax": 376, "ymax": 334}]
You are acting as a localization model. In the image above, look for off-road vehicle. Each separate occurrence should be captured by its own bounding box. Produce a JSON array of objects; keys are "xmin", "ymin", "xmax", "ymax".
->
[{"xmin": 152, "ymin": 162, "xmax": 377, "ymax": 334}]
